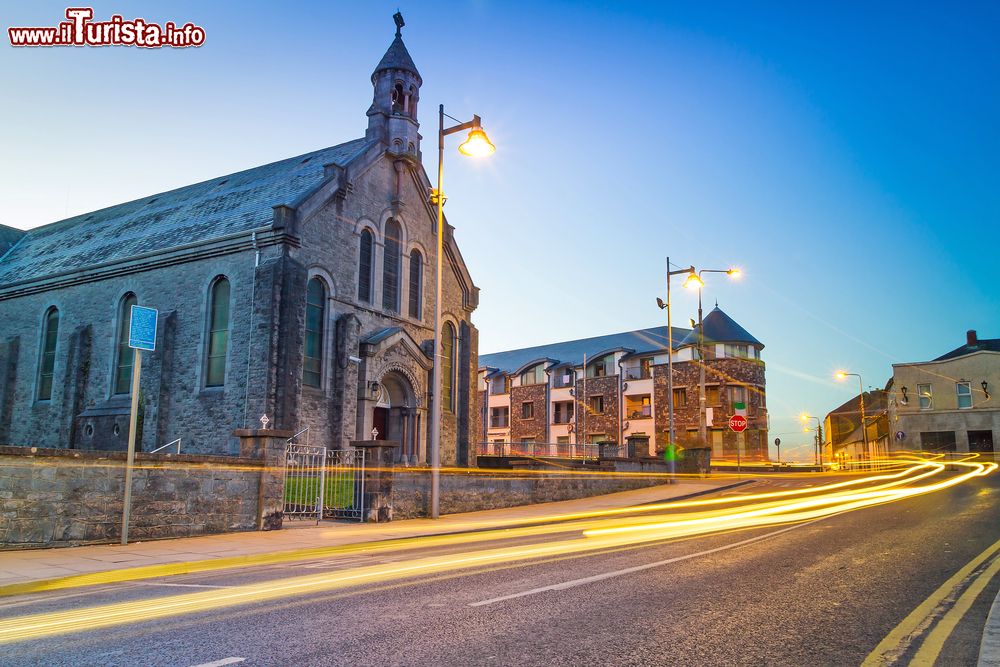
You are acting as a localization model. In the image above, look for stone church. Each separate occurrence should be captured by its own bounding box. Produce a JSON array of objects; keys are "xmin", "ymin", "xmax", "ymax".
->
[{"xmin": 0, "ymin": 20, "xmax": 480, "ymax": 465}]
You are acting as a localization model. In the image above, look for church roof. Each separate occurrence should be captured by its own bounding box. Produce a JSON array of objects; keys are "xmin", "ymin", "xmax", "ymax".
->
[
  {"xmin": 0, "ymin": 224, "xmax": 26, "ymax": 258},
  {"xmin": 677, "ymin": 306, "xmax": 763, "ymax": 348},
  {"xmin": 0, "ymin": 138, "xmax": 373, "ymax": 286},
  {"xmin": 372, "ymin": 35, "xmax": 421, "ymax": 83},
  {"xmin": 479, "ymin": 326, "xmax": 691, "ymax": 374}
]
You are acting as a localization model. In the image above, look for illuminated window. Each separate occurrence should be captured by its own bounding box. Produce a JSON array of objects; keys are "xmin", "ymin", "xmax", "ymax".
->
[
  {"xmin": 956, "ymin": 382, "xmax": 972, "ymax": 409},
  {"xmin": 673, "ymin": 387, "xmax": 687, "ymax": 408},
  {"xmin": 37, "ymin": 307, "xmax": 59, "ymax": 400},
  {"xmin": 114, "ymin": 294, "xmax": 138, "ymax": 395},
  {"xmin": 205, "ymin": 278, "xmax": 230, "ymax": 387},
  {"xmin": 303, "ymin": 278, "xmax": 325, "ymax": 388}
]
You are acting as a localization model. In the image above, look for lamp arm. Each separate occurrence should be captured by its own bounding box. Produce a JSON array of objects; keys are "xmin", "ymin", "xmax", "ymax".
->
[{"xmin": 441, "ymin": 115, "xmax": 482, "ymax": 137}]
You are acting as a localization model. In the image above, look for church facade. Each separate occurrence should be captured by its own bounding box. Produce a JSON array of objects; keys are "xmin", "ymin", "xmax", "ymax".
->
[{"xmin": 0, "ymin": 23, "xmax": 480, "ymax": 465}]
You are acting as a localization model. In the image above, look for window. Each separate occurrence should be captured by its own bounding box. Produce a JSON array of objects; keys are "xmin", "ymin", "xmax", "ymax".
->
[
  {"xmin": 490, "ymin": 375, "xmax": 510, "ymax": 395},
  {"xmin": 626, "ymin": 395, "xmax": 651, "ymax": 419},
  {"xmin": 358, "ymin": 229, "xmax": 374, "ymax": 302},
  {"xmin": 956, "ymin": 382, "xmax": 972, "ymax": 409},
  {"xmin": 490, "ymin": 406, "xmax": 509, "ymax": 428},
  {"xmin": 921, "ymin": 431, "xmax": 956, "ymax": 451},
  {"xmin": 520, "ymin": 364, "xmax": 545, "ymax": 386},
  {"xmin": 408, "ymin": 250, "xmax": 422, "ymax": 318},
  {"xmin": 587, "ymin": 355, "xmax": 612, "ymax": 378},
  {"xmin": 724, "ymin": 344, "xmax": 750, "ymax": 359},
  {"xmin": 205, "ymin": 278, "xmax": 230, "ymax": 387},
  {"xmin": 556, "ymin": 436, "xmax": 570, "ymax": 445},
  {"xmin": 521, "ymin": 401, "xmax": 534, "ymax": 419},
  {"xmin": 382, "ymin": 219, "xmax": 402, "ymax": 312},
  {"xmin": 588, "ymin": 433, "xmax": 607, "ymax": 444},
  {"xmin": 553, "ymin": 401, "xmax": 574, "ymax": 424},
  {"xmin": 588, "ymin": 395, "xmax": 604, "ymax": 414},
  {"xmin": 918, "ymin": 383, "xmax": 932, "ymax": 410},
  {"xmin": 673, "ymin": 388, "xmax": 687, "ymax": 408},
  {"xmin": 442, "ymin": 322, "xmax": 455, "ymax": 411},
  {"xmin": 114, "ymin": 294, "xmax": 138, "ymax": 395},
  {"xmin": 727, "ymin": 385, "xmax": 747, "ymax": 408},
  {"xmin": 553, "ymin": 369, "xmax": 574, "ymax": 388},
  {"xmin": 303, "ymin": 278, "xmax": 325, "ymax": 388},
  {"xmin": 705, "ymin": 385, "xmax": 721, "ymax": 406},
  {"xmin": 520, "ymin": 437, "xmax": 536, "ymax": 445},
  {"xmin": 37, "ymin": 307, "xmax": 59, "ymax": 400}
]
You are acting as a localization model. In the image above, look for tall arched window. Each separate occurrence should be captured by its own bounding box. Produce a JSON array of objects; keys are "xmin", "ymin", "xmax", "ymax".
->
[
  {"xmin": 442, "ymin": 322, "xmax": 456, "ymax": 412},
  {"xmin": 383, "ymin": 219, "xmax": 402, "ymax": 313},
  {"xmin": 358, "ymin": 229, "xmax": 373, "ymax": 303},
  {"xmin": 408, "ymin": 249, "xmax": 422, "ymax": 319},
  {"xmin": 303, "ymin": 277, "xmax": 325, "ymax": 388},
  {"xmin": 114, "ymin": 293, "xmax": 138, "ymax": 395},
  {"xmin": 37, "ymin": 307, "xmax": 59, "ymax": 400},
  {"xmin": 205, "ymin": 277, "xmax": 230, "ymax": 387}
]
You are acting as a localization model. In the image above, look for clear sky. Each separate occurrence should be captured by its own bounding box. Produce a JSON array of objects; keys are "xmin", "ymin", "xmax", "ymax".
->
[{"xmin": 2, "ymin": 1, "xmax": 998, "ymax": 461}]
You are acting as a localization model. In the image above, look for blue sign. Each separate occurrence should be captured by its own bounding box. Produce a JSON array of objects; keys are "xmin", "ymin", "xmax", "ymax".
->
[{"xmin": 128, "ymin": 306, "xmax": 158, "ymax": 351}]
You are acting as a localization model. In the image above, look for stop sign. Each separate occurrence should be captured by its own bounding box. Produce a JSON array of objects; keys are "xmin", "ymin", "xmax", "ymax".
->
[{"xmin": 729, "ymin": 415, "xmax": 748, "ymax": 432}]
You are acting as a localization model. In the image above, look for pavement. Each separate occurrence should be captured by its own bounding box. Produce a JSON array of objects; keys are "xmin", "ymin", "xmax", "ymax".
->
[{"xmin": 0, "ymin": 478, "xmax": 748, "ymax": 594}]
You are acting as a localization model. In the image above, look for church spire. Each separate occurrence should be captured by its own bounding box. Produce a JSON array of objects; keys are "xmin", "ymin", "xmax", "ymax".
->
[{"xmin": 366, "ymin": 13, "xmax": 422, "ymax": 158}]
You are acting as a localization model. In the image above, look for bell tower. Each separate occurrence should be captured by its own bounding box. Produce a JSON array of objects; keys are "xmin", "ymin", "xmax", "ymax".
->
[{"xmin": 366, "ymin": 13, "xmax": 422, "ymax": 160}]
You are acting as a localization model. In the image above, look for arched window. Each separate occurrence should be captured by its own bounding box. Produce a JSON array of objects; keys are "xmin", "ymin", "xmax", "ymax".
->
[
  {"xmin": 114, "ymin": 293, "xmax": 138, "ymax": 395},
  {"xmin": 383, "ymin": 219, "xmax": 402, "ymax": 313},
  {"xmin": 358, "ymin": 229, "xmax": 373, "ymax": 303},
  {"xmin": 303, "ymin": 277, "xmax": 325, "ymax": 388},
  {"xmin": 408, "ymin": 250, "xmax": 422, "ymax": 319},
  {"xmin": 37, "ymin": 307, "xmax": 59, "ymax": 400},
  {"xmin": 442, "ymin": 322, "xmax": 456, "ymax": 412},
  {"xmin": 205, "ymin": 277, "xmax": 230, "ymax": 387}
]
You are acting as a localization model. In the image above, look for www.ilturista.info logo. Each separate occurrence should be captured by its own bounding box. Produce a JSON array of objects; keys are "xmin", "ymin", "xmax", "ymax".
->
[{"xmin": 8, "ymin": 7, "xmax": 206, "ymax": 48}]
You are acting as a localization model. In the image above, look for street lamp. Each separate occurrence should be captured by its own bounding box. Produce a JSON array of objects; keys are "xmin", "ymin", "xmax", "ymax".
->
[
  {"xmin": 693, "ymin": 267, "xmax": 740, "ymax": 452},
  {"xmin": 429, "ymin": 105, "xmax": 494, "ymax": 519},
  {"xmin": 656, "ymin": 259, "xmax": 699, "ymax": 479},
  {"xmin": 835, "ymin": 371, "xmax": 870, "ymax": 469},
  {"xmin": 800, "ymin": 413, "xmax": 823, "ymax": 467}
]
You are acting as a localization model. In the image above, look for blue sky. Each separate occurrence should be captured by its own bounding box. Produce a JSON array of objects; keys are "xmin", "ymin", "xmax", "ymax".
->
[{"xmin": 2, "ymin": 1, "xmax": 998, "ymax": 460}]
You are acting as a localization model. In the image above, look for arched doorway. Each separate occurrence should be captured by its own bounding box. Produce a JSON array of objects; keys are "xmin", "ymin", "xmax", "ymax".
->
[{"xmin": 372, "ymin": 371, "xmax": 421, "ymax": 465}]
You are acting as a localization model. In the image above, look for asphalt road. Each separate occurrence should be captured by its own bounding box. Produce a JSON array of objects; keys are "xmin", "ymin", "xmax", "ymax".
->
[{"xmin": 2, "ymin": 470, "xmax": 999, "ymax": 667}]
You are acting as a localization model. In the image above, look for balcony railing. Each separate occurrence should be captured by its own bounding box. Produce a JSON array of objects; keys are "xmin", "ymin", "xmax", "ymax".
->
[
  {"xmin": 626, "ymin": 405, "xmax": 652, "ymax": 419},
  {"xmin": 489, "ymin": 417, "xmax": 509, "ymax": 428},
  {"xmin": 477, "ymin": 441, "xmax": 600, "ymax": 460},
  {"xmin": 623, "ymin": 367, "xmax": 652, "ymax": 381}
]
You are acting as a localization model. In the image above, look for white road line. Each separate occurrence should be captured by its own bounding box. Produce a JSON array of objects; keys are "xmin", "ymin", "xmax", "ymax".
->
[
  {"xmin": 134, "ymin": 582, "xmax": 229, "ymax": 589},
  {"xmin": 469, "ymin": 520, "xmax": 821, "ymax": 607},
  {"xmin": 188, "ymin": 658, "xmax": 246, "ymax": 667}
]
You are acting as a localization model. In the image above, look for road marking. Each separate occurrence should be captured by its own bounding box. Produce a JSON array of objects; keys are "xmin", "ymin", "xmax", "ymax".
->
[
  {"xmin": 469, "ymin": 520, "xmax": 820, "ymax": 607},
  {"xmin": 134, "ymin": 582, "xmax": 229, "ymax": 589},
  {"xmin": 863, "ymin": 535, "xmax": 1000, "ymax": 666},
  {"xmin": 189, "ymin": 658, "xmax": 245, "ymax": 667}
]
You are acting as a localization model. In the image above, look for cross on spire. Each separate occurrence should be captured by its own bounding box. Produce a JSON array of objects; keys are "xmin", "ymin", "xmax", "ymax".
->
[{"xmin": 393, "ymin": 11, "xmax": 405, "ymax": 37}]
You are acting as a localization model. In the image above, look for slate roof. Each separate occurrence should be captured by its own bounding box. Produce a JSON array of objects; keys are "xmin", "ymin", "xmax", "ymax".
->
[
  {"xmin": 479, "ymin": 326, "xmax": 691, "ymax": 374},
  {"xmin": 934, "ymin": 337, "xmax": 1000, "ymax": 361},
  {"xmin": 0, "ymin": 224, "xmax": 26, "ymax": 258},
  {"xmin": 372, "ymin": 35, "xmax": 421, "ymax": 83},
  {"xmin": 677, "ymin": 306, "xmax": 763, "ymax": 348},
  {"xmin": 0, "ymin": 138, "xmax": 373, "ymax": 286}
]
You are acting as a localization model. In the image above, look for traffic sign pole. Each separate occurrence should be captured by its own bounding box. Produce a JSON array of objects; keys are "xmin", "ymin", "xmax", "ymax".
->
[{"xmin": 122, "ymin": 348, "xmax": 141, "ymax": 545}]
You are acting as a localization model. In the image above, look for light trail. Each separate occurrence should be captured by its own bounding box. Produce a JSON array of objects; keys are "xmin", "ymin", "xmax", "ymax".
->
[{"xmin": 0, "ymin": 458, "xmax": 992, "ymax": 645}]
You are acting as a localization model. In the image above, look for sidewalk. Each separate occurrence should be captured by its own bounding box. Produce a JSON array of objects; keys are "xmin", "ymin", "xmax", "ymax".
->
[{"xmin": 0, "ymin": 478, "xmax": 748, "ymax": 594}]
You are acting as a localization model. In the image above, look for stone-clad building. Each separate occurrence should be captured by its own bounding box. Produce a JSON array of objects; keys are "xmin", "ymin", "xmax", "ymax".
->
[
  {"xmin": 478, "ymin": 306, "xmax": 767, "ymax": 460},
  {"xmin": 0, "ymin": 21, "xmax": 480, "ymax": 464}
]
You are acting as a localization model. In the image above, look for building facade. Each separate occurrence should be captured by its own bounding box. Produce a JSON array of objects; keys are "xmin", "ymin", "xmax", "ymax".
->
[
  {"xmin": 0, "ymin": 21, "xmax": 480, "ymax": 464},
  {"xmin": 478, "ymin": 306, "xmax": 768, "ymax": 461},
  {"xmin": 886, "ymin": 329, "xmax": 999, "ymax": 455}
]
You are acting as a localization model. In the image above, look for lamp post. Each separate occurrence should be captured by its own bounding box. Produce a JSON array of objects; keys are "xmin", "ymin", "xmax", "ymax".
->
[
  {"xmin": 656, "ymin": 259, "xmax": 699, "ymax": 480},
  {"xmin": 800, "ymin": 413, "xmax": 823, "ymax": 467},
  {"xmin": 429, "ymin": 104, "xmax": 494, "ymax": 519},
  {"xmin": 693, "ymin": 268, "xmax": 740, "ymax": 453},
  {"xmin": 836, "ymin": 371, "xmax": 869, "ymax": 469}
]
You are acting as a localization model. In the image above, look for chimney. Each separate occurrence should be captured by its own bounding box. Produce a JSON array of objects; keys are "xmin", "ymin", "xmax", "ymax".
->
[{"xmin": 967, "ymin": 330, "xmax": 978, "ymax": 346}]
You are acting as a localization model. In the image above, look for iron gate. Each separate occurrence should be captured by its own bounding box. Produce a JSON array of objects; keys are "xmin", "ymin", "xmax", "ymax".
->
[{"xmin": 283, "ymin": 443, "xmax": 366, "ymax": 522}]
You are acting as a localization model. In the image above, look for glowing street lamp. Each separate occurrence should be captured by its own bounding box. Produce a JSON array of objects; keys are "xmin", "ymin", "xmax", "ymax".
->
[
  {"xmin": 835, "ymin": 370, "xmax": 870, "ymax": 468},
  {"xmin": 694, "ymin": 267, "xmax": 741, "ymax": 450},
  {"xmin": 429, "ymin": 106, "xmax": 494, "ymax": 519},
  {"xmin": 800, "ymin": 412, "xmax": 823, "ymax": 467}
]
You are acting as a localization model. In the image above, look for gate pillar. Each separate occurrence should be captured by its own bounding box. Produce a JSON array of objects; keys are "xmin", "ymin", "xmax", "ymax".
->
[
  {"xmin": 352, "ymin": 440, "xmax": 399, "ymax": 522},
  {"xmin": 235, "ymin": 428, "xmax": 294, "ymax": 530}
]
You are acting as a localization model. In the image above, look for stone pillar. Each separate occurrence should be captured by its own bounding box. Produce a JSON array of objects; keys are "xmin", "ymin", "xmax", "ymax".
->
[
  {"xmin": 235, "ymin": 428, "xmax": 293, "ymax": 530},
  {"xmin": 352, "ymin": 440, "xmax": 398, "ymax": 522}
]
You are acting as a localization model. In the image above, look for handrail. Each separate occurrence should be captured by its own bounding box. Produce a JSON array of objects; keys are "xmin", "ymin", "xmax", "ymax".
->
[
  {"xmin": 287, "ymin": 427, "xmax": 310, "ymax": 444},
  {"xmin": 150, "ymin": 438, "xmax": 181, "ymax": 454}
]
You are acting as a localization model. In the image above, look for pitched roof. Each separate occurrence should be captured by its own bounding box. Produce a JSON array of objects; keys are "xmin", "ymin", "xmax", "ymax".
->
[
  {"xmin": 479, "ymin": 326, "xmax": 690, "ymax": 374},
  {"xmin": 0, "ymin": 224, "xmax": 26, "ymax": 258},
  {"xmin": 678, "ymin": 306, "xmax": 762, "ymax": 348},
  {"xmin": 0, "ymin": 139, "xmax": 373, "ymax": 286},
  {"xmin": 372, "ymin": 35, "xmax": 421, "ymax": 83},
  {"xmin": 934, "ymin": 338, "xmax": 1000, "ymax": 361}
]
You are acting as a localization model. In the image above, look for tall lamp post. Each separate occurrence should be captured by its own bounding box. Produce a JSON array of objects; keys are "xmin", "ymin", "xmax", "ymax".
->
[
  {"xmin": 693, "ymin": 268, "xmax": 741, "ymax": 451},
  {"xmin": 656, "ymin": 259, "xmax": 700, "ymax": 479},
  {"xmin": 800, "ymin": 413, "xmax": 823, "ymax": 467},
  {"xmin": 835, "ymin": 371, "xmax": 869, "ymax": 469},
  {"xmin": 429, "ymin": 105, "xmax": 495, "ymax": 519}
]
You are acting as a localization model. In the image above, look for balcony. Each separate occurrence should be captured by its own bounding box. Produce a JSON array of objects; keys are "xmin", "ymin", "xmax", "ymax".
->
[
  {"xmin": 627, "ymin": 405, "xmax": 652, "ymax": 420},
  {"xmin": 623, "ymin": 367, "xmax": 652, "ymax": 381},
  {"xmin": 489, "ymin": 416, "xmax": 509, "ymax": 428}
]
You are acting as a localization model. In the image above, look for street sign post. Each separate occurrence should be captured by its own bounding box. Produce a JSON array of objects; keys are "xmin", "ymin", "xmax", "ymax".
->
[
  {"xmin": 122, "ymin": 306, "xmax": 157, "ymax": 546},
  {"xmin": 774, "ymin": 437, "xmax": 781, "ymax": 464}
]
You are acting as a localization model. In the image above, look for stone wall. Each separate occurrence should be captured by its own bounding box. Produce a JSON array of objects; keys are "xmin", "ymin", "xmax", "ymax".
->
[
  {"xmin": 510, "ymin": 383, "xmax": 546, "ymax": 442},
  {"xmin": 576, "ymin": 375, "xmax": 620, "ymax": 442},
  {"xmin": 390, "ymin": 467, "xmax": 667, "ymax": 519},
  {"xmin": 0, "ymin": 445, "xmax": 263, "ymax": 548}
]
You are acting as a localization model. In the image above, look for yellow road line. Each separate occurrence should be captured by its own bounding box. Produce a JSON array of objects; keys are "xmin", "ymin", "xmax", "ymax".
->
[
  {"xmin": 910, "ymin": 549, "xmax": 1000, "ymax": 665},
  {"xmin": 862, "ymin": 535, "xmax": 1000, "ymax": 666}
]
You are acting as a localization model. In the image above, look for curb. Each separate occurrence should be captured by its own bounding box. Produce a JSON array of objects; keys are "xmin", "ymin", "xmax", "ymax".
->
[{"xmin": 980, "ymin": 588, "xmax": 1000, "ymax": 666}]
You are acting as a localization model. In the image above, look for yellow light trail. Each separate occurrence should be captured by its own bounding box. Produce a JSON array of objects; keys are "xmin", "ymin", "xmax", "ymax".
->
[{"xmin": 0, "ymin": 458, "xmax": 992, "ymax": 645}]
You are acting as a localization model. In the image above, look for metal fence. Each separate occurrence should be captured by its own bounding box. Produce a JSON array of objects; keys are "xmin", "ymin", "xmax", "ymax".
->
[
  {"xmin": 477, "ymin": 441, "xmax": 601, "ymax": 460},
  {"xmin": 283, "ymin": 443, "xmax": 366, "ymax": 522}
]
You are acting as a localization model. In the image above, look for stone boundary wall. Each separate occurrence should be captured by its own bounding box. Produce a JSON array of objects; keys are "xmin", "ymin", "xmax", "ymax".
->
[
  {"xmin": 390, "ymin": 467, "xmax": 669, "ymax": 519},
  {"xmin": 0, "ymin": 445, "xmax": 263, "ymax": 548}
]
